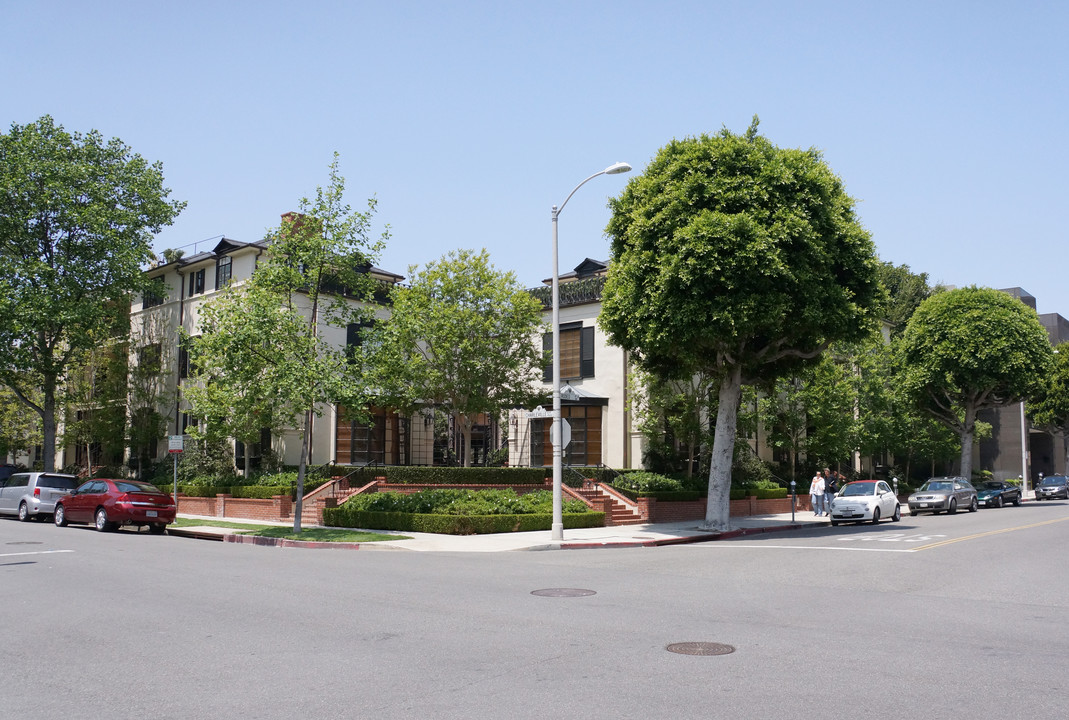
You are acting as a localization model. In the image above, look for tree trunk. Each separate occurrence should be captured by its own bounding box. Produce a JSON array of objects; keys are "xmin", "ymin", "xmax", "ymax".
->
[
  {"xmin": 460, "ymin": 414, "xmax": 473, "ymax": 467},
  {"xmin": 41, "ymin": 377, "xmax": 58, "ymax": 472},
  {"xmin": 959, "ymin": 404, "xmax": 977, "ymax": 481},
  {"xmin": 702, "ymin": 366, "xmax": 743, "ymax": 532},
  {"xmin": 293, "ymin": 408, "xmax": 312, "ymax": 533}
]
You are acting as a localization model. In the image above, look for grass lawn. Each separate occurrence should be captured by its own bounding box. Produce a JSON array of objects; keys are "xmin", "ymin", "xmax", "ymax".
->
[{"xmin": 171, "ymin": 518, "xmax": 410, "ymax": 543}]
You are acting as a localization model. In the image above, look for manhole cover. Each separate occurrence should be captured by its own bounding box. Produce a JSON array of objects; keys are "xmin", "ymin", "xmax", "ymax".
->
[
  {"xmin": 531, "ymin": 588, "xmax": 597, "ymax": 597},
  {"xmin": 5, "ymin": 541, "xmax": 43, "ymax": 546},
  {"xmin": 666, "ymin": 642, "xmax": 736, "ymax": 656}
]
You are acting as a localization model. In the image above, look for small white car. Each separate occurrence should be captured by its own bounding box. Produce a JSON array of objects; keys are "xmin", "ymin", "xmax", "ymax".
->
[{"xmin": 829, "ymin": 480, "xmax": 901, "ymax": 526}]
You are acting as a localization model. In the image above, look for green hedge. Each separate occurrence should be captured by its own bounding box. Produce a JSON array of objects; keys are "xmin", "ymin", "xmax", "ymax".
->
[
  {"xmin": 321, "ymin": 508, "xmax": 605, "ymax": 534},
  {"xmin": 610, "ymin": 487, "xmax": 703, "ymax": 502},
  {"xmin": 342, "ymin": 466, "xmax": 549, "ymax": 485}
]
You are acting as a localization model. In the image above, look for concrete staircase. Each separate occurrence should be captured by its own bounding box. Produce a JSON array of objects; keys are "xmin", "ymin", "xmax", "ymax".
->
[{"xmin": 574, "ymin": 484, "xmax": 645, "ymax": 526}]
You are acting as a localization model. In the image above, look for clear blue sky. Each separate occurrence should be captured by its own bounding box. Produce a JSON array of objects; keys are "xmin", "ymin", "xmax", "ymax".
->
[{"xmin": 5, "ymin": 1, "xmax": 1068, "ymax": 314}]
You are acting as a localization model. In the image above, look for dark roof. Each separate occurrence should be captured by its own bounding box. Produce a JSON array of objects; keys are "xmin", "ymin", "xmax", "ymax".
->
[{"xmin": 542, "ymin": 258, "xmax": 608, "ymax": 285}]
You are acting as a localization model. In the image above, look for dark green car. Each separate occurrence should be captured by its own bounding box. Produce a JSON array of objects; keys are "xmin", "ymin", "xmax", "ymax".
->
[{"xmin": 975, "ymin": 480, "xmax": 1022, "ymax": 508}]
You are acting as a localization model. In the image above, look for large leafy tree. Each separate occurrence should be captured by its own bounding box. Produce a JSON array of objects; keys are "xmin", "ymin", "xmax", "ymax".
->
[
  {"xmin": 1029, "ymin": 342, "xmax": 1069, "ymax": 472},
  {"xmin": 601, "ymin": 118, "xmax": 883, "ymax": 531},
  {"xmin": 0, "ymin": 116, "xmax": 184, "ymax": 471},
  {"xmin": 369, "ymin": 248, "xmax": 543, "ymax": 466},
  {"xmin": 899, "ymin": 286, "xmax": 1053, "ymax": 482},
  {"xmin": 185, "ymin": 156, "xmax": 386, "ymax": 530},
  {"xmin": 0, "ymin": 380, "xmax": 42, "ymax": 463}
]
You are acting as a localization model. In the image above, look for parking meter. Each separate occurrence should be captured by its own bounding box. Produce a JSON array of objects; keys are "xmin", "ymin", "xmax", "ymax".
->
[{"xmin": 790, "ymin": 480, "xmax": 796, "ymax": 522}]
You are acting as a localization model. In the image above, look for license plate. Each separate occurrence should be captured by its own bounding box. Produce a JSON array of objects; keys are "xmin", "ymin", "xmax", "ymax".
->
[
  {"xmin": 919, "ymin": 503, "xmax": 929, "ymax": 507},
  {"xmin": 146, "ymin": 510, "xmax": 158, "ymax": 517}
]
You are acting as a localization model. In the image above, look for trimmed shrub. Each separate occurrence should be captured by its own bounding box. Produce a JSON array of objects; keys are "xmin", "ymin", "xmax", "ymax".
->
[
  {"xmin": 343, "ymin": 488, "xmax": 588, "ymax": 515},
  {"xmin": 611, "ymin": 471, "xmax": 685, "ymax": 493},
  {"xmin": 322, "ymin": 508, "xmax": 605, "ymax": 534}
]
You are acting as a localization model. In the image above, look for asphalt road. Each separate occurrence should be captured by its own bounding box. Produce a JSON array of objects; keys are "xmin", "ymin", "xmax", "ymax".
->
[{"xmin": 3, "ymin": 500, "xmax": 1068, "ymax": 720}]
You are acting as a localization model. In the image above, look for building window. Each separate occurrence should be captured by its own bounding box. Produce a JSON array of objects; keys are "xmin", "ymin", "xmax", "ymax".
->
[
  {"xmin": 345, "ymin": 321, "xmax": 377, "ymax": 361},
  {"xmin": 180, "ymin": 413, "xmax": 199, "ymax": 434},
  {"xmin": 530, "ymin": 405, "xmax": 602, "ymax": 466},
  {"xmin": 216, "ymin": 256, "xmax": 232, "ymax": 289},
  {"xmin": 142, "ymin": 280, "xmax": 166, "ymax": 308},
  {"xmin": 542, "ymin": 323, "xmax": 595, "ymax": 381},
  {"xmin": 138, "ymin": 343, "xmax": 162, "ymax": 373},
  {"xmin": 188, "ymin": 268, "xmax": 205, "ymax": 296},
  {"xmin": 336, "ymin": 405, "xmax": 388, "ymax": 465}
]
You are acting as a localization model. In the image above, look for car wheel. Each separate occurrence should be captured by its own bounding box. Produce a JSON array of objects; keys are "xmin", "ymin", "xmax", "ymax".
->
[
  {"xmin": 18, "ymin": 502, "xmax": 30, "ymax": 522},
  {"xmin": 892, "ymin": 504, "xmax": 901, "ymax": 522},
  {"xmin": 995, "ymin": 496, "xmax": 1003, "ymax": 508},
  {"xmin": 909, "ymin": 508, "xmax": 918, "ymax": 516},
  {"xmin": 871, "ymin": 507, "xmax": 881, "ymax": 525},
  {"xmin": 1013, "ymin": 494, "xmax": 1022, "ymax": 507},
  {"xmin": 148, "ymin": 523, "xmax": 166, "ymax": 535},
  {"xmin": 830, "ymin": 520, "xmax": 839, "ymax": 527},
  {"xmin": 969, "ymin": 497, "xmax": 978, "ymax": 512},
  {"xmin": 54, "ymin": 504, "xmax": 68, "ymax": 527},
  {"xmin": 95, "ymin": 508, "xmax": 114, "ymax": 532},
  {"xmin": 948, "ymin": 499, "xmax": 957, "ymax": 514}
]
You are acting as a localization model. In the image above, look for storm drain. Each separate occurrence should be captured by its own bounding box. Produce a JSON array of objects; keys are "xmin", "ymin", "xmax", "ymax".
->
[
  {"xmin": 531, "ymin": 588, "xmax": 597, "ymax": 597},
  {"xmin": 666, "ymin": 642, "xmax": 736, "ymax": 656}
]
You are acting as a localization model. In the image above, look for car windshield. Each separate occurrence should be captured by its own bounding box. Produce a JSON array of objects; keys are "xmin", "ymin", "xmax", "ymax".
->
[
  {"xmin": 1039, "ymin": 477, "xmax": 1067, "ymax": 486},
  {"xmin": 921, "ymin": 481, "xmax": 952, "ymax": 492},
  {"xmin": 976, "ymin": 481, "xmax": 1003, "ymax": 490},
  {"xmin": 115, "ymin": 481, "xmax": 165, "ymax": 494},
  {"xmin": 841, "ymin": 482, "xmax": 876, "ymax": 496},
  {"xmin": 38, "ymin": 474, "xmax": 78, "ymax": 490}
]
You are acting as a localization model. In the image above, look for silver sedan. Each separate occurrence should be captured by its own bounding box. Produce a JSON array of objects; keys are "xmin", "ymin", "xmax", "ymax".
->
[{"xmin": 908, "ymin": 477, "xmax": 978, "ymax": 516}]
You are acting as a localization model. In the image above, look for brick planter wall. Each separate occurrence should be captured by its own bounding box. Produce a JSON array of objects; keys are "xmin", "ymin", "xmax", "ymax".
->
[{"xmin": 177, "ymin": 494, "xmax": 293, "ymax": 522}]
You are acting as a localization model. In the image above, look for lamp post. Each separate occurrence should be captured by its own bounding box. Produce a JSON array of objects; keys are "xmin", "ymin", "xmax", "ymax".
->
[{"xmin": 550, "ymin": 161, "xmax": 631, "ymax": 541}]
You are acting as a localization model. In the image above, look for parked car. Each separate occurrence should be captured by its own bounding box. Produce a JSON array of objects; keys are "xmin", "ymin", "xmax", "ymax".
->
[
  {"xmin": 829, "ymin": 480, "xmax": 902, "ymax": 526},
  {"xmin": 975, "ymin": 480, "xmax": 1022, "ymax": 508},
  {"xmin": 908, "ymin": 477, "xmax": 978, "ymax": 515},
  {"xmin": 1034, "ymin": 475, "xmax": 1069, "ymax": 501},
  {"xmin": 54, "ymin": 479, "xmax": 176, "ymax": 533},
  {"xmin": 0, "ymin": 472, "xmax": 79, "ymax": 521},
  {"xmin": 0, "ymin": 463, "xmax": 19, "ymax": 484}
]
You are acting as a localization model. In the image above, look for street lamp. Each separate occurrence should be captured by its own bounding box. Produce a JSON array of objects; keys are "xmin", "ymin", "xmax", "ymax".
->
[{"xmin": 550, "ymin": 161, "xmax": 632, "ymax": 541}]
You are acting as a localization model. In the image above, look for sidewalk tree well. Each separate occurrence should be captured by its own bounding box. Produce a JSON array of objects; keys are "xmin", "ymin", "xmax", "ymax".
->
[
  {"xmin": 899, "ymin": 286, "xmax": 1054, "ymax": 482},
  {"xmin": 0, "ymin": 116, "xmax": 184, "ymax": 471},
  {"xmin": 184, "ymin": 155, "xmax": 387, "ymax": 531},
  {"xmin": 600, "ymin": 118, "xmax": 883, "ymax": 532},
  {"xmin": 367, "ymin": 248, "xmax": 544, "ymax": 466},
  {"xmin": 1028, "ymin": 341, "xmax": 1069, "ymax": 471}
]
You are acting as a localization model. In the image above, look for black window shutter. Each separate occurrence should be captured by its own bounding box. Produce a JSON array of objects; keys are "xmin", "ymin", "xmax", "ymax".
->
[
  {"xmin": 580, "ymin": 326, "xmax": 595, "ymax": 378},
  {"xmin": 542, "ymin": 332, "xmax": 552, "ymax": 382}
]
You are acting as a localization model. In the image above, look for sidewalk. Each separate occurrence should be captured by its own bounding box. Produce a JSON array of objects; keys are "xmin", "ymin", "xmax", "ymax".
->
[{"xmin": 169, "ymin": 511, "xmax": 830, "ymax": 551}]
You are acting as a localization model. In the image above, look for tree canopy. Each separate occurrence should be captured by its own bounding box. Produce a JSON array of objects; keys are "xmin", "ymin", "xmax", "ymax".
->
[
  {"xmin": 368, "ymin": 248, "xmax": 544, "ymax": 466},
  {"xmin": 0, "ymin": 116, "xmax": 184, "ymax": 470},
  {"xmin": 184, "ymin": 156, "xmax": 387, "ymax": 529},
  {"xmin": 899, "ymin": 286, "xmax": 1053, "ymax": 481},
  {"xmin": 1028, "ymin": 341, "xmax": 1069, "ymax": 471},
  {"xmin": 601, "ymin": 118, "xmax": 883, "ymax": 530}
]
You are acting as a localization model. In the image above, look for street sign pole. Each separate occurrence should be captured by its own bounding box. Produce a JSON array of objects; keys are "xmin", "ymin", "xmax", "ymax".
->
[{"xmin": 168, "ymin": 435, "xmax": 184, "ymax": 508}]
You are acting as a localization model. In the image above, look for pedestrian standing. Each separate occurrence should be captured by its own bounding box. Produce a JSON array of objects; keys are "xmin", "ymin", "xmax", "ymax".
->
[
  {"xmin": 824, "ymin": 468, "xmax": 839, "ymax": 518},
  {"xmin": 810, "ymin": 471, "xmax": 825, "ymax": 516}
]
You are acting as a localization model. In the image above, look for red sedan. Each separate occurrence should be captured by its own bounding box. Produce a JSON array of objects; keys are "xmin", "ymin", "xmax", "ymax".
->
[{"xmin": 54, "ymin": 479, "xmax": 176, "ymax": 534}]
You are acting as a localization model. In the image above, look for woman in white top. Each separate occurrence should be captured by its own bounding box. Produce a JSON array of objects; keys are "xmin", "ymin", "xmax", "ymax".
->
[{"xmin": 809, "ymin": 472, "xmax": 826, "ymax": 516}]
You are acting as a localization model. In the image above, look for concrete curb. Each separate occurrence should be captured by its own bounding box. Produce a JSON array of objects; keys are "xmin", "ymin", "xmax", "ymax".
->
[
  {"xmin": 558, "ymin": 521, "xmax": 810, "ymax": 550},
  {"xmin": 223, "ymin": 534, "xmax": 364, "ymax": 550}
]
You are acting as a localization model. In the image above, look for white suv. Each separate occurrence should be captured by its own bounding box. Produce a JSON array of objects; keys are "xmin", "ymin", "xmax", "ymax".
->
[{"xmin": 0, "ymin": 472, "xmax": 79, "ymax": 521}]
